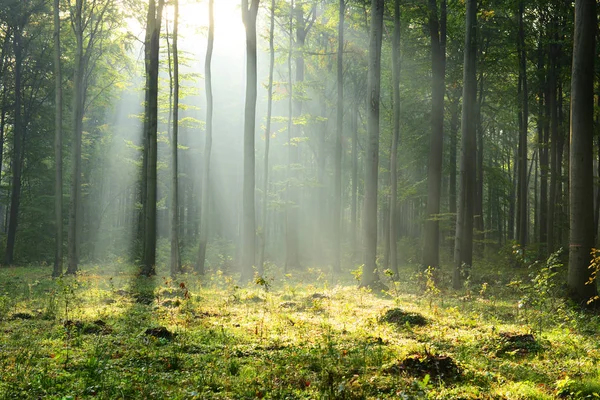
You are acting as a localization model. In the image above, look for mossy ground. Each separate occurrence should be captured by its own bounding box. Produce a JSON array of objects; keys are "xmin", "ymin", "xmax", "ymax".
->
[{"xmin": 0, "ymin": 260, "xmax": 599, "ymax": 399}]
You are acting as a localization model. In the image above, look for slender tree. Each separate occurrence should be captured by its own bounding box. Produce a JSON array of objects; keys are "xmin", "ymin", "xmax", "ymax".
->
[
  {"xmin": 422, "ymin": 0, "xmax": 446, "ymax": 269},
  {"xmin": 141, "ymin": 0, "xmax": 165, "ymax": 276},
  {"xmin": 53, "ymin": 0, "xmax": 63, "ymax": 277},
  {"xmin": 360, "ymin": 0, "xmax": 384, "ymax": 288},
  {"xmin": 389, "ymin": 0, "xmax": 400, "ymax": 278},
  {"xmin": 332, "ymin": 0, "xmax": 345, "ymax": 274},
  {"xmin": 197, "ymin": 0, "xmax": 214, "ymax": 275},
  {"xmin": 170, "ymin": 0, "xmax": 181, "ymax": 276},
  {"xmin": 257, "ymin": 0, "xmax": 274, "ymax": 275},
  {"xmin": 516, "ymin": 0, "xmax": 528, "ymax": 249},
  {"xmin": 241, "ymin": 0, "xmax": 260, "ymax": 281},
  {"xmin": 568, "ymin": 0, "xmax": 597, "ymax": 304},
  {"xmin": 453, "ymin": 0, "xmax": 477, "ymax": 289}
]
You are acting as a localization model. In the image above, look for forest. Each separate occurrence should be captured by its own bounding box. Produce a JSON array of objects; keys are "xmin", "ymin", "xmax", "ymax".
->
[{"xmin": 1, "ymin": 0, "xmax": 600, "ymax": 398}]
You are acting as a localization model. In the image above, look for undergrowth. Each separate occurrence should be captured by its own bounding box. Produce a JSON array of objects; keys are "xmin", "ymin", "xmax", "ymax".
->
[{"xmin": 0, "ymin": 257, "xmax": 599, "ymax": 399}]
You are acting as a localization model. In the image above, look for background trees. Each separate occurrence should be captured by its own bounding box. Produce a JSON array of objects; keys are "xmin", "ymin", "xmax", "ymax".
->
[{"xmin": 0, "ymin": 0, "xmax": 596, "ymax": 303}]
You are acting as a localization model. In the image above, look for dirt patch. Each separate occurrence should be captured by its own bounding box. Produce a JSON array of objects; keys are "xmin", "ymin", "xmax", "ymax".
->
[
  {"xmin": 384, "ymin": 352, "xmax": 460, "ymax": 381},
  {"xmin": 83, "ymin": 320, "xmax": 113, "ymax": 335},
  {"xmin": 11, "ymin": 312, "xmax": 34, "ymax": 320},
  {"xmin": 496, "ymin": 332, "xmax": 541, "ymax": 356},
  {"xmin": 145, "ymin": 326, "xmax": 176, "ymax": 340},
  {"xmin": 380, "ymin": 308, "xmax": 427, "ymax": 327}
]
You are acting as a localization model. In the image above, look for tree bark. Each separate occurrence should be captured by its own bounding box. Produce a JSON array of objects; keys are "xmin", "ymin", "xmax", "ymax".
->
[
  {"xmin": 241, "ymin": 0, "xmax": 260, "ymax": 281},
  {"xmin": 141, "ymin": 0, "xmax": 164, "ymax": 276},
  {"xmin": 53, "ymin": 0, "xmax": 63, "ymax": 277},
  {"xmin": 389, "ymin": 0, "xmax": 401, "ymax": 279},
  {"xmin": 257, "ymin": 0, "xmax": 274, "ymax": 275},
  {"xmin": 5, "ymin": 27, "xmax": 24, "ymax": 266},
  {"xmin": 568, "ymin": 0, "xmax": 597, "ymax": 304},
  {"xmin": 516, "ymin": 0, "xmax": 528, "ymax": 249},
  {"xmin": 360, "ymin": 0, "xmax": 384, "ymax": 288},
  {"xmin": 453, "ymin": 0, "xmax": 477, "ymax": 289},
  {"xmin": 332, "ymin": 0, "xmax": 345, "ymax": 273},
  {"xmin": 197, "ymin": 0, "xmax": 214, "ymax": 275},
  {"xmin": 422, "ymin": 0, "xmax": 446, "ymax": 269},
  {"xmin": 170, "ymin": 0, "xmax": 181, "ymax": 277}
]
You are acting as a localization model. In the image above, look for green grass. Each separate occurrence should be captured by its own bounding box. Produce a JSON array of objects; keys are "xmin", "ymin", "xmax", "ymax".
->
[{"xmin": 0, "ymin": 261, "xmax": 599, "ymax": 399}]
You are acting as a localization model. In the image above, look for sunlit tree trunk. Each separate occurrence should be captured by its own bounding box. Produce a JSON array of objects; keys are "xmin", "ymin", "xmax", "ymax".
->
[
  {"xmin": 241, "ymin": 0, "xmax": 260, "ymax": 282},
  {"xmin": 360, "ymin": 0, "xmax": 384, "ymax": 288},
  {"xmin": 197, "ymin": 0, "xmax": 214, "ymax": 275},
  {"xmin": 53, "ymin": 0, "xmax": 63, "ymax": 277},
  {"xmin": 5, "ymin": 27, "xmax": 24, "ymax": 266},
  {"xmin": 67, "ymin": 0, "xmax": 84, "ymax": 274},
  {"xmin": 141, "ymin": 0, "xmax": 165, "ymax": 276},
  {"xmin": 422, "ymin": 0, "xmax": 446, "ymax": 269},
  {"xmin": 332, "ymin": 0, "xmax": 345, "ymax": 274},
  {"xmin": 388, "ymin": 0, "xmax": 400, "ymax": 278},
  {"xmin": 453, "ymin": 0, "xmax": 477, "ymax": 289},
  {"xmin": 257, "ymin": 0, "xmax": 274, "ymax": 275},
  {"xmin": 568, "ymin": 0, "xmax": 597, "ymax": 304},
  {"xmin": 170, "ymin": 0, "xmax": 181, "ymax": 277},
  {"xmin": 516, "ymin": 0, "xmax": 528, "ymax": 249}
]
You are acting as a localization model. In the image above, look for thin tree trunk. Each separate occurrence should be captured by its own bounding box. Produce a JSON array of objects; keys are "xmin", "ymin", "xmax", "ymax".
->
[
  {"xmin": 257, "ymin": 0, "xmax": 274, "ymax": 275},
  {"xmin": 568, "ymin": 0, "xmax": 597, "ymax": 303},
  {"xmin": 141, "ymin": 0, "xmax": 165, "ymax": 276},
  {"xmin": 422, "ymin": 0, "xmax": 446, "ymax": 269},
  {"xmin": 170, "ymin": 0, "xmax": 181, "ymax": 276},
  {"xmin": 67, "ymin": 0, "xmax": 84, "ymax": 274},
  {"xmin": 53, "ymin": 0, "xmax": 63, "ymax": 277},
  {"xmin": 360, "ymin": 0, "xmax": 384, "ymax": 288},
  {"xmin": 197, "ymin": 0, "xmax": 214, "ymax": 274},
  {"xmin": 389, "ymin": 0, "xmax": 401, "ymax": 278},
  {"xmin": 516, "ymin": 0, "xmax": 528, "ymax": 249},
  {"xmin": 241, "ymin": 0, "xmax": 260, "ymax": 281},
  {"xmin": 332, "ymin": 0, "xmax": 345, "ymax": 273},
  {"xmin": 453, "ymin": 0, "xmax": 477, "ymax": 289},
  {"xmin": 5, "ymin": 28, "xmax": 24, "ymax": 266}
]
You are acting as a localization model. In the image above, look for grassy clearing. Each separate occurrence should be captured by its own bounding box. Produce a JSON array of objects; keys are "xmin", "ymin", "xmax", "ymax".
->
[{"xmin": 0, "ymin": 260, "xmax": 599, "ymax": 399}]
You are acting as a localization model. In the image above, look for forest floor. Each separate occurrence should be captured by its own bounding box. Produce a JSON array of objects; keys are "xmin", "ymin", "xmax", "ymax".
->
[{"xmin": 0, "ymin": 258, "xmax": 600, "ymax": 399}]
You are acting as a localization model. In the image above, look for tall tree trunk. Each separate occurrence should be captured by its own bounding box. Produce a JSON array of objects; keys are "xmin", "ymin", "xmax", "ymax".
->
[
  {"xmin": 448, "ymin": 89, "xmax": 460, "ymax": 249},
  {"xmin": 547, "ymin": 22, "xmax": 559, "ymax": 254},
  {"xmin": 537, "ymin": 30, "xmax": 548, "ymax": 258},
  {"xmin": 389, "ymin": 0, "xmax": 401, "ymax": 278},
  {"xmin": 568, "ymin": 0, "xmax": 597, "ymax": 304},
  {"xmin": 141, "ymin": 0, "xmax": 164, "ymax": 276},
  {"xmin": 53, "ymin": 0, "xmax": 63, "ymax": 277},
  {"xmin": 170, "ymin": 0, "xmax": 181, "ymax": 277},
  {"xmin": 197, "ymin": 0, "xmax": 214, "ymax": 274},
  {"xmin": 5, "ymin": 27, "xmax": 24, "ymax": 266},
  {"xmin": 285, "ymin": 0, "xmax": 294, "ymax": 272},
  {"xmin": 257, "ymin": 0, "xmax": 274, "ymax": 275},
  {"xmin": 68, "ymin": 0, "xmax": 84, "ymax": 274},
  {"xmin": 422, "ymin": 0, "xmax": 446, "ymax": 269},
  {"xmin": 332, "ymin": 0, "xmax": 345, "ymax": 273},
  {"xmin": 516, "ymin": 0, "xmax": 528, "ymax": 249},
  {"xmin": 360, "ymin": 0, "xmax": 384, "ymax": 288},
  {"xmin": 453, "ymin": 0, "xmax": 477, "ymax": 289},
  {"xmin": 351, "ymin": 99, "xmax": 358, "ymax": 259},
  {"xmin": 241, "ymin": 0, "xmax": 260, "ymax": 281}
]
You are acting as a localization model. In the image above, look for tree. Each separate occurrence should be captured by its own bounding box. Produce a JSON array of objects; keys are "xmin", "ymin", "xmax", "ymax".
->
[
  {"xmin": 422, "ymin": 0, "xmax": 446, "ymax": 270},
  {"xmin": 257, "ymin": 0, "xmax": 274, "ymax": 275},
  {"xmin": 516, "ymin": 0, "xmax": 528, "ymax": 249},
  {"xmin": 332, "ymin": 0, "xmax": 345, "ymax": 274},
  {"xmin": 453, "ymin": 0, "xmax": 477, "ymax": 289},
  {"xmin": 141, "ymin": 0, "xmax": 165, "ymax": 276},
  {"xmin": 567, "ymin": 0, "xmax": 597, "ymax": 304},
  {"xmin": 197, "ymin": 0, "xmax": 214, "ymax": 275},
  {"xmin": 53, "ymin": 0, "xmax": 63, "ymax": 277},
  {"xmin": 360, "ymin": 0, "xmax": 384, "ymax": 289},
  {"xmin": 241, "ymin": 0, "xmax": 260, "ymax": 281},
  {"xmin": 170, "ymin": 0, "xmax": 181, "ymax": 277},
  {"xmin": 388, "ymin": 0, "xmax": 400, "ymax": 278}
]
